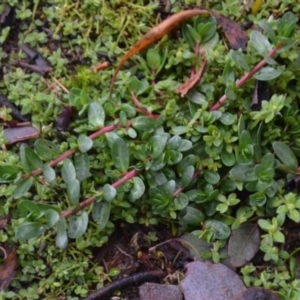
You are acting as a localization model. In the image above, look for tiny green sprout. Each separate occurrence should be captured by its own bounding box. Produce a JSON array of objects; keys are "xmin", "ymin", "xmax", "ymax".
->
[
  {"xmin": 250, "ymin": 94, "xmax": 287, "ymax": 126},
  {"xmin": 216, "ymin": 193, "xmax": 240, "ymax": 213},
  {"xmin": 270, "ymin": 193, "xmax": 300, "ymax": 222}
]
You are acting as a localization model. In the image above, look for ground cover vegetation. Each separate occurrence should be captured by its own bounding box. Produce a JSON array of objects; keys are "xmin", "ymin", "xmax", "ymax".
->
[{"xmin": 0, "ymin": 0, "xmax": 300, "ymax": 299}]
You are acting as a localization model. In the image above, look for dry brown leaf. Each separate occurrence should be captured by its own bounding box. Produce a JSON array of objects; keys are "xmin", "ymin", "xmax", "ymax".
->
[
  {"xmin": 209, "ymin": 10, "xmax": 248, "ymax": 51},
  {"xmin": 4, "ymin": 126, "xmax": 39, "ymax": 144},
  {"xmin": 176, "ymin": 59, "xmax": 207, "ymax": 97},
  {"xmin": 0, "ymin": 215, "xmax": 9, "ymax": 229},
  {"xmin": 110, "ymin": 10, "xmax": 248, "ymax": 95},
  {"xmin": 110, "ymin": 9, "xmax": 208, "ymax": 95},
  {"xmin": 0, "ymin": 247, "xmax": 17, "ymax": 291}
]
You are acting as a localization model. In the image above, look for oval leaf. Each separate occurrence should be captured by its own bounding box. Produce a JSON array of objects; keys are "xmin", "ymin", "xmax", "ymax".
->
[
  {"xmin": 88, "ymin": 102, "xmax": 105, "ymax": 128},
  {"xmin": 56, "ymin": 218, "xmax": 68, "ymax": 249},
  {"xmin": 273, "ymin": 141, "xmax": 297, "ymax": 171},
  {"xmin": 68, "ymin": 211, "xmax": 89, "ymax": 239},
  {"xmin": 61, "ymin": 159, "xmax": 76, "ymax": 184},
  {"xmin": 103, "ymin": 184, "xmax": 117, "ymax": 201},
  {"xmin": 228, "ymin": 223, "xmax": 260, "ymax": 267},
  {"xmin": 92, "ymin": 200, "xmax": 110, "ymax": 229},
  {"xmin": 77, "ymin": 135, "xmax": 93, "ymax": 153},
  {"xmin": 67, "ymin": 179, "xmax": 80, "ymax": 204},
  {"xmin": 130, "ymin": 177, "xmax": 145, "ymax": 201},
  {"xmin": 111, "ymin": 138, "xmax": 129, "ymax": 172},
  {"xmin": 17, "ymin": 222, "xmax": 46, "ymax": 240},
  {"xmin": 13, "ymin": 177, "xmax": 34, "ymax": 199}
]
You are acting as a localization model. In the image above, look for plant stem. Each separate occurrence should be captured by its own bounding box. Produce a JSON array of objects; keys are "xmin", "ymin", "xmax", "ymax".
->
[
  {"xmin": 26, "ymin": 123, "xmax": 124, "ymax": 178},
  {"xmin": 60, "ymin": 169, "xmax": 139, "ymax": 218},
  {"xmin": 210, "ymin": 42, "xmax": 283, "ymax": 111}
]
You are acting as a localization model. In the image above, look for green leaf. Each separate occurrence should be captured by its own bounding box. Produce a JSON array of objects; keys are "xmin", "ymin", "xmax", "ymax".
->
[
  {"xmin": 111, "ymin": 137, "xmax": 129, "ymax": 172},
  {"xmin": 17, "ymin": 222, "xmax": 46, "ymax": 240},
  {"xmin": 61, "ymin": 159, "xmax": 76, "ymax": 184},
  {"xmin": 103, "ymin": 184, "xmax": 116, "ymax": 201},
  {"xmin": 220, "ymin": 112, "xmax": 237, "ymax": 125},
  {"xmin": 181, "ymin": 165, "xmax": 195, "ymax": 187},
  {"xmin": 150, "ymin": 133, "xmax": 169, "ymax": 159},
  {"xmin": 42, "ymin": 164, "xmax": 56, "ymax": 183},
  {"xmin": 254, "ymin": 67, "xmax": 282, "ymax": 81},
  {"xmin": 182, "ymin": 23, "xmax": 196, "ymax": 48},
  {"xmin": 74, "ymin": 153, "xmax": 90, "ymax": 181},
  {"xmin": 146, "ymin": 48, "xmax": 161, "ymax": 70},
  {"xmin": 179, "ymin": 207, "xmax": 205, "ymax": 226},
  {"xmin": 261, "ymin": 153, "xmax": 275, "ymax": 169},
  {"xmin": 77, "ymin": 135, "xmax": 93, "ymax": 153},
  {"xmin": 20, "ymin": 145, "xmax": 43, "ymax": 173},
  {"xmin": 56, "ymin": 218, "xmax": 68, "ymax": 249},
  {"xmin": 132, "ymin": 116, "xmax": 155, "ymax": 132},
  {"xmin": 130, "ymin": 177, "xmax": 145, "ymax": 201},
  {"xmin": 67, "ymin": 179, "xmax": 80, "ymax": 204},
  {"xmin": 204, "ymin": 170, "xmax": 220, "ymax": 185},
  {"xmin": 273, "ymin": 141, "xmax": 297, "ymax": 171},
  {"xmin": 239, "ymin": 130, "xmax": 252, "ymax": 149},
  {"xmin": 17, "ymin": 199, "xmax": 40, "ymax": 216},
  {"xmin": 250, "ymin": 31, "xmax": 272, "ymax": 56},
  {"xmin": 205, "ymin": 220, "xmax": 231, "ymax": 239},
  {"xmin": 13, "ymin": 177, "xmax": 34, "ymax": 199},
  {"xmin": 88, "ymin": 102, "xmax": 105, "ymax": 128},
  {"xmin": 277, "ymin": 12, "xmax": 297, "ymax": 38},
  {"xmin": 68, "ymin": 211, "xmax": 88, "ymax": 239},
  {"xmin": 221, "ymin": 149, "xmax": 236, "ymax": 167},
  {"xmin": 92, "ymin": 200, "xmax": 110, "ymax": 229},
  {"xmin": 178, "ymin": 155, "xmax": 197, "ymax": 173},
  {"xmin": 249, "ymin": 192, "xmax": 266, "ymax": 206},
  {"xmin": 0, "ymin": 165, "xmax": 19, "ymax": 183},
  {"xmin": 230, "ymin": 164, "xmax": 256, "ymax": 182},
  {"xmin": 259, "ymin": 20, "xmax": 277, "ymax": 44},
  {"xmin": 165, "ymin": 150, "xmax": 183, "ymax": 165},
  {"xmin": 174, "ymin": 193, "xmax": 189, "ymax": 210},
  {"xmin": 34, "ymin": 139, "xmax": 60, "ymax": 161},
  {"xmin": 45, "ymin": 209, "xmax": 59, "ymax": 227},
  {"xmin": 230, "ymin": 51, "xmax": 249, "ymax": 71},
  {"xmin": 128, "ymin": 77, "xmax": 149, "ymax": 95},
  {"xmin": 187, "ymin": 24, "xmax": 201, "ymax": 42}
]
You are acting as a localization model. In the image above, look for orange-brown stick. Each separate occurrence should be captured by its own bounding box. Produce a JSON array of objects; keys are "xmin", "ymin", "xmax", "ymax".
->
[{"xmin": 109, "ymin": 9, "xmax": 208, "ymax": 96}]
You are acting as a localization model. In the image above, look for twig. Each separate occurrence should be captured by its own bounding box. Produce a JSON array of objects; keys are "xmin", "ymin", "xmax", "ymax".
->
[
  {"xmin": 82, "ymin": 270, "xmax": 165, "ymax": 300},
  {"xmin": 210, "ymin": 43, "xmax": 283, "ymax": 111}
]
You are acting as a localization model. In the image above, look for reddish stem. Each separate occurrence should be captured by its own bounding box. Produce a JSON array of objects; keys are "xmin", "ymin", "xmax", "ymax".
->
[
  {"xmin": 60, "ymin": 169, "xmax": 139, "ymax": 218},
  {"xmin": 26, "ymin": 123, "xmax": 124, "ymax": 177},
  {"xmin": 210, "ymin": 43, "xmax": 283, "ymax": 111},
  {"xmin": 173, "ymin": 170, "xmax": 201, "ymax": 197}
]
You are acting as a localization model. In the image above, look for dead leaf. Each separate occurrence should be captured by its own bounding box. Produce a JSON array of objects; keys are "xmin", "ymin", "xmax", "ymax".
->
[
  {"xmin": 209, "ymin": 10, "xmax": 248, "ymax": 51},
  {"xmin": 110, "ymin": 9, "xmax": 209, "ymax": 96},
  {"xmin": 18, "ymin": 44, "xmax": 53, "ymax": 75},
  {"xmin": 4, "ymin": 126, "xmax": 39, "ymax": 144},
  {"xmin": 0, "ymin": 247, "xmax": 17, "ymax": 291},
  {"xmin": 0, "ymin": 93, "xmax": 29, "ymax": 122},
  {"xmin": 228, "ymin": 223, "xmax": 260, "ymax": 267},
  {"xmin": 56, "ymin": 106, "xmax": 74, "ymax": 132},
  {"xmin": 180, "ymin": 260, "xmax": 246, "ymax": 300},
  {"xmin": 233, "ymin": 287, "xmax": 280, "ymax": 300},
  {"xmin": 176, "ymin": 59, "xmax": 207, "ymax": 97},
  {"xmin": 0, "ymin": 216, "xmax": 9, "ymax": 229}
]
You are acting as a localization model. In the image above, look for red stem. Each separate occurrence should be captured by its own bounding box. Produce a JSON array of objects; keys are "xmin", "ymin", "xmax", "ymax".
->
[
  {"xmin": 210, "ymin": 43, "xmax": 283, "ymax": 111},
  {"xmin": 26, "ymin": 123, "xmax": 124, "ymax": 177},
  {"xmin": 173, "ymin": 170, "xmax": 201, "ymax": 197},
  {"xmin": 60, "ymin": 169, "xmax": 139, "ymax": 218}
]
